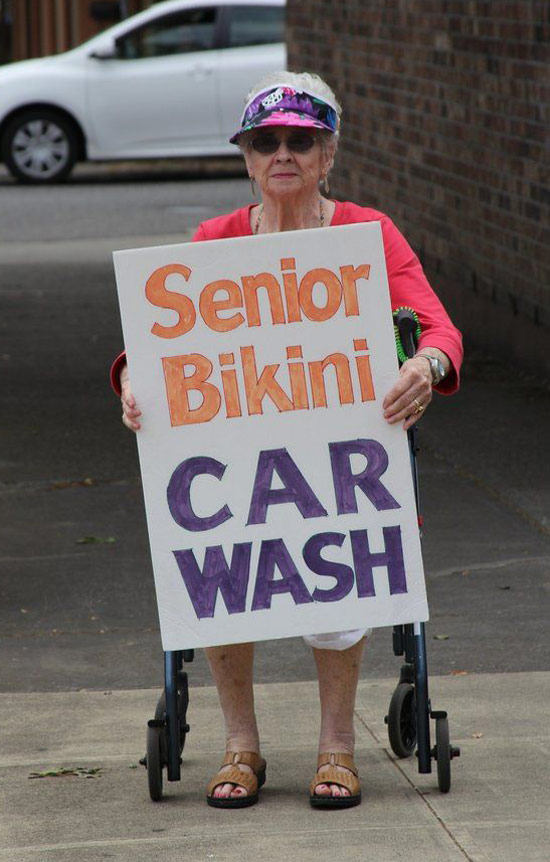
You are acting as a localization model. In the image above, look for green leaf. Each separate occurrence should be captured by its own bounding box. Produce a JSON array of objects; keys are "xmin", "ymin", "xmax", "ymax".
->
[{"xmin": 28, "ymin": 766, "xmax": 103, "ymax": 779}]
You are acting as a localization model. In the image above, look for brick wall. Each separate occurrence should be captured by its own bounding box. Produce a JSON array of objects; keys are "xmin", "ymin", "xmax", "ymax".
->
[
  {"xmin": 7, "ymin": 0, "xmax": 151, "ymax": 62},
  {"xmin": 287, "ymin": 1, "xmax": 550, "ymax": 375}
]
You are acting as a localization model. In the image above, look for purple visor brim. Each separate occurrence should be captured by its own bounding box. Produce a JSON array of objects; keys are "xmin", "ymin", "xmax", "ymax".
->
[{"xmin": 230, "ymin": 86, "xmax": 338, "ymax": 144}]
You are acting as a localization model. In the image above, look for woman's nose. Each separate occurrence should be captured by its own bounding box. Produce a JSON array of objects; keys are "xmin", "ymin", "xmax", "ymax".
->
[{"xmin": 275, "ymin": 141, "xmax": 293, "ymax": 159}]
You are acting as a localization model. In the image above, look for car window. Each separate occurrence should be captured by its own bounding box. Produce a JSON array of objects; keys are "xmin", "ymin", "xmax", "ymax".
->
[
  {"xmin": 225, "ymin": 5, "xmax": 285, "ymax": 48},
  {"xmin": 117, "ymin": 8, "xmax": 217, "ymax": 59}
]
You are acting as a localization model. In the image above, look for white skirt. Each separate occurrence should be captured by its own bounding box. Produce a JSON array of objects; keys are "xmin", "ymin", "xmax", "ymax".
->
[{"xmin": 302, "ymin": 628, "xmax": 371, "ymax": 651}]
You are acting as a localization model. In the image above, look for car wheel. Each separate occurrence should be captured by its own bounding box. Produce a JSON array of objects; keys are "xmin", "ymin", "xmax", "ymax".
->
[{"xmin": 2, "ymin": 109, "xmax": 78, "ymax": 183}]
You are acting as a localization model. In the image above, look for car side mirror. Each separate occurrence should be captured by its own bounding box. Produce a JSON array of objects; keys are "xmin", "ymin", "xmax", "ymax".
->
[{"xmin": 89, "ymin": 39, "xmax": 118, "ymax": 60}]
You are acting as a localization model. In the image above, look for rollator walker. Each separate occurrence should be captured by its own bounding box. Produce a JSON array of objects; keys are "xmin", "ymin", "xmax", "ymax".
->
[{"xmin": 141, "ymin": 308, "xmax": 460, "ymax": 799}]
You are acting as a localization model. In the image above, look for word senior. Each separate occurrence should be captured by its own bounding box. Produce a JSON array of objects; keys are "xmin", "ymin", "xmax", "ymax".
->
[
  {"xmin": 167, "ymin": 439, "xmax": 409, "ymax": 619},
  {"xmin": 146, "ymin": 257, "xmax": 371, "ymax": 338}
]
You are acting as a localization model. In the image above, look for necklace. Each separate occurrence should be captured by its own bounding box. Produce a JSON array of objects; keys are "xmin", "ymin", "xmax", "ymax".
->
[{"xmin": 254, "ymin": 198, "xmax": 325, "ymax": 234}]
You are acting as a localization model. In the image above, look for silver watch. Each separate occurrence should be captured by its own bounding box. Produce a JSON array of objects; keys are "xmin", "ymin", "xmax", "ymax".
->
[{"xmin": 417, "ymin": 354, "xmax": 446, "ymax": 385}]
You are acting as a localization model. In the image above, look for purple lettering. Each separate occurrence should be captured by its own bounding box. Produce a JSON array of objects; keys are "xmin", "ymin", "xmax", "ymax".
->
[
  {"xmin": 350, "ymin": 526, "xmax": 407, "ymax": 596},
  {"xmin": 173, "ymin": 543, "xmax": 252, "ymax": 618},
  {"xmin": 329, "ymin": 439, "xmax": 400, "ymax": 513},
  {"xmin": 302, "ymin": 532, "xmax": 354, "ymax": 602},
  {"xmin": 167, "ymin": 456, "xmax": 232, "ymax": 532},
  {"xmin": 251, "ymin": 538, "xmax": 313, "ymax": 610},
  {"xmin": 247, "ymin": 448, "xmax": 327, "ymax": 525}
]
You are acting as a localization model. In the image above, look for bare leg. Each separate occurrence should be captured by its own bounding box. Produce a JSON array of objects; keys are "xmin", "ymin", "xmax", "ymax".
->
[
  {"xmin": 205, "ymin": 642, "xmax": 260, "ymax": 799},
  {"xmin": 312, "ymin": 637, "xmax": 366, "ymax": 797}
]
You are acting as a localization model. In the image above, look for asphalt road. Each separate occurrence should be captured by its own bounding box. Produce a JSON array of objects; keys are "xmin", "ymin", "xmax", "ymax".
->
[{"xmin": 1, "ymin": 160, "xmax": 549, "ymax": 693}]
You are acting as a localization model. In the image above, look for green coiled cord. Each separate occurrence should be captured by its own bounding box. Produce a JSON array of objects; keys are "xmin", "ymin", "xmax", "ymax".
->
[{"xmin": 393, "ymin": 306, "xmax": 422, "ymax": 364}]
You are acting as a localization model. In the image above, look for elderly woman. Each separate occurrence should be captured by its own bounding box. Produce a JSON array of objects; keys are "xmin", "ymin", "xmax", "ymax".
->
[{"xmin": 113, "ymin": 71, "xmax": 462, "ymax": 810}]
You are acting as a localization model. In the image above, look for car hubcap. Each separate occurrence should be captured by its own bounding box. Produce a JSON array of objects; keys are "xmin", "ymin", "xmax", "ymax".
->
[{"xmin": 12, "ymin": 119, "xmax": 69, "ymax": 178}]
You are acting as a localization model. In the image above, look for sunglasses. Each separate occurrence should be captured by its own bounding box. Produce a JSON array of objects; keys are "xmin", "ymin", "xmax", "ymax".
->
[{"xmin": 250, "ymin": 131, "xmax": 317, "ymax": 154}]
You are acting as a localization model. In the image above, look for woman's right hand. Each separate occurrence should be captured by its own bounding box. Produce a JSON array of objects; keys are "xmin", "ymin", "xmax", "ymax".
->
[{"xmin": 120, "ymin": 365, "xmax": 141, "ymax": 432}]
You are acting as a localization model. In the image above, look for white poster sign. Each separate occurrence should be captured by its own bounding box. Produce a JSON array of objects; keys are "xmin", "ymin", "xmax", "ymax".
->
[{"xmin": 113, "ymin": 222, "xmax": 428, "ymax": 651}]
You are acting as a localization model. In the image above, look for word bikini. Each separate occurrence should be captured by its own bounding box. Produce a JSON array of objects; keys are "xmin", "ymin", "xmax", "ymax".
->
[{"xmin": 146, "ymin": 257, "xmax": 374, "ymax": 425}]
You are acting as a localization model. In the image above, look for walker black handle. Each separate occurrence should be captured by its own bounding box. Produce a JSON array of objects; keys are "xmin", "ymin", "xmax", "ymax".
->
[{"xmin": 394, "ymin": 307, "xmax": 419, "ymax": 361}]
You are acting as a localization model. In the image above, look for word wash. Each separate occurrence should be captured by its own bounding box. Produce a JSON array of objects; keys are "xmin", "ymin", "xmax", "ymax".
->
[{"xmin": 145, "ymin": 257, "xmax": 374, "ymax": 425}]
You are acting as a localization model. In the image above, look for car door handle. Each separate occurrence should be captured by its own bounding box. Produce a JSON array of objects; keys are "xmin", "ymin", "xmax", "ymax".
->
[{"xmin": 189, "ymin": 64, "xmax": 214, "ymax": 76}]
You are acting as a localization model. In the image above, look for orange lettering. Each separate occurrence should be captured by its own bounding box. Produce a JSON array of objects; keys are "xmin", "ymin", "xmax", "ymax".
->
[
  {"xmin": 299, "ymin": 268, "xmax": 342, "ymax": 322},
  {"xmin": 219, "ymin": 353, "xmax": 242, "ymax": 418},
  {"xmin": 309, "ymin": 353, "xmax": 354, "ymax": 407},
  {"xmin": 353, "ymin": 338, "xmax": 375, "ymax": 401},
  {"xmin": 241, "ymin": 273, "xmax": 286, "ymax": 327},
  {"xmin": 280, "ymin": 258, "xmax": 301, "ymax": 323},
  {"xmin": 340, "ymin": 264, "xmax": 370, "ymax": 316},
  {"xmin": 146, "ymin": 264, "xmax": 195, "ymax": 339},
  {"xmin": 286, "ymin": 346, "xmax": 309, "ymax": 409},
  {"xmin": 356, "ymin": 355, "xmax": 375, "ymax": 401},
  {"xmin": 162, "ymin": 354, "xmax": 221, "ymax": 426},
  {"xmin": 199, "ymin": 279, "xmax": 244, "ymax": 332},
  {"xmin": 240, "ymin": 345, "xmax": 294, "ymax": 415}
]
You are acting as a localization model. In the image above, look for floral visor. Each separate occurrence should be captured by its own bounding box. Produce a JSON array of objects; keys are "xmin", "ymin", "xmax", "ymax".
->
[{"xmin": 229, "ymin": 85, "xmax": 339, "ymax": 144}]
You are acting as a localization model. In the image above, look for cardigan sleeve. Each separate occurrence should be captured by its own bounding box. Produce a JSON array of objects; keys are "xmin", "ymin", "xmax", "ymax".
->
[
  {"xmin": 380, "ymin": 215, "xmax": 463, "ymax": 394},
  {"xmin": 110, "ymin": 350, "xmax": 127, "ymax": 397}
]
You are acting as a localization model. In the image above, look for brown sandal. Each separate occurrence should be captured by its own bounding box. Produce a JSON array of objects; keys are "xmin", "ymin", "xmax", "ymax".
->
[
  {"xmin": 206, "ymin": 751, "xmax": 266, "ymax": 809},
  {"xmin": 309, "ymin": 752, "xmax": 362, "ymax": 809}
]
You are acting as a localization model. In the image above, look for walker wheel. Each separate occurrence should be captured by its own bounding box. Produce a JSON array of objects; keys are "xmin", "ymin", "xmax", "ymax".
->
[
  {"xmin": 387, "ymin": 682, "xmax": 416, "ymax": 758},
  {"xmin": 146, "ymin": 724, "xmax": 164, "ymax": 801},
  {"xmin": 435, "ymin": 716, "xmax": 451, "ymax": 793},
  {"xmin": 154, "ymin": 693, "xmax": 166, "ymax": 721}
]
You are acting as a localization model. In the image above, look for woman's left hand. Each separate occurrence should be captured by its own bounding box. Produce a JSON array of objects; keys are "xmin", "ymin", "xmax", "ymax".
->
[{"xmin": 382, "ymin": 357, "xmax": 432, "ymax": 431}]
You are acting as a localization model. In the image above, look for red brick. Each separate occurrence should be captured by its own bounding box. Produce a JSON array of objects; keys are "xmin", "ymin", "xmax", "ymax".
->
[{"xmin": 287, "ymin": 0, "xmax": 550, "ymax": 358}]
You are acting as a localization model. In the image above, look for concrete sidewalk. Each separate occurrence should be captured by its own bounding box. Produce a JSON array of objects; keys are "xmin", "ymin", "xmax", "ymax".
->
[{"xmin": 2, "ymin": 672, "xmax": 549, "ymax": 861}]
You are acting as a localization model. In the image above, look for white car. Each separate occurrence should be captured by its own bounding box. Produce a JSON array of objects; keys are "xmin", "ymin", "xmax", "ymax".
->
[{"xmin": 0, "ymin": 0, "xmax": 285, "ymax": 183}]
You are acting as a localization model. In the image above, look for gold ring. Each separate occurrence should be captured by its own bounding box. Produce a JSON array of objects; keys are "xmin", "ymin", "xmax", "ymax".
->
[{"xmin": 413, "ymin": 398, "xmax": 424, "ymax": 414}]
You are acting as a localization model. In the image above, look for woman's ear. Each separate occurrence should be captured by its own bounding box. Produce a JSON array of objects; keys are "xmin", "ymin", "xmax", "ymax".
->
[
  {"xmin": 242, "ymin": 148, "xmax": 254, "ymax": 180},
  {"xmin": 320, "ymin": 135, "xmax": 336, "ymax": 177}
]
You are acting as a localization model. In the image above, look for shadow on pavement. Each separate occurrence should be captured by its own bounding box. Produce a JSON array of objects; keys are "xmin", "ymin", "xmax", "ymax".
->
[{"xmin": 0, "ymin": 157, "xmax": 247, "ymax": 186}]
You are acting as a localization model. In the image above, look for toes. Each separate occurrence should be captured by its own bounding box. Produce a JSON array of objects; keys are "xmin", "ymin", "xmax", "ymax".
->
[
  {"xmin": 214, "ymin": 782, "xmax": 233, "ymax": 798},
  {"xmin": 213, "ymin": 782, "xmax": 248, "ymax": 799},
  {"xmin": 315, "ymin": 783, "xmax": 351, "ymax": 797}
]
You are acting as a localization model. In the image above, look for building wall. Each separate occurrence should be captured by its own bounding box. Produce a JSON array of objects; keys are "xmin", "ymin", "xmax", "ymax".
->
[
  {"xmin": 5, "ymin": 0, "xmax": 151, "ymax": 62},
  {"xmin": 287, "ymin": 1, "xmax": 550, "ymax": 375}
]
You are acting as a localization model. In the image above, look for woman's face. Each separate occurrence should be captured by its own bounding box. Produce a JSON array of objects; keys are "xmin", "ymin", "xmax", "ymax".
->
[{"xmin": 243, "ymin": 126, "xmax": 334, "ymax": 199}]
